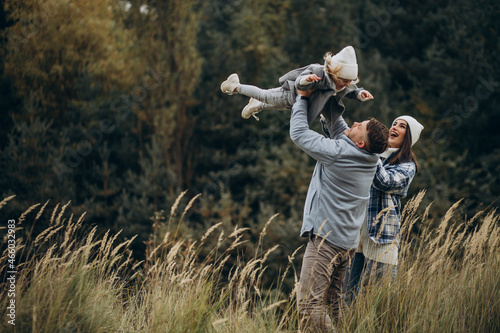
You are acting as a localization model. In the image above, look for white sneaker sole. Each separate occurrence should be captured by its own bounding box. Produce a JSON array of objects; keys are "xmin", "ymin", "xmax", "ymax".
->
[
  {"xmin": 241, "ymin": 98, "xmax": 261, "ymax": 120},
  {"xmin": 220, "ymin": 73, "xmax": 240, "ymax": 95}
]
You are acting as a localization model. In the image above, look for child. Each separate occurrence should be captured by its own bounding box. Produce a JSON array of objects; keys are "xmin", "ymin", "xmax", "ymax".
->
[{"xmin": 220, "ymin": 46, "xmax": 374, "ymax": 122}]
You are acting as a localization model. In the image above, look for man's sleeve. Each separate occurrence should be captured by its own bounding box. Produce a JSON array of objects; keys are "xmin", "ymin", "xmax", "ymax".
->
[
  {"xmin": 320, "ymin": 105, "xmax": 349, "ymax": 139},
  {"xmin": 290, "ymin": 96, "xmax": 342, "ymax": 165}
]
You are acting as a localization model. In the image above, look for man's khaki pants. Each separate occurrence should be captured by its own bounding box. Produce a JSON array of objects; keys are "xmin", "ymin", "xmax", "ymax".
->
[{"xmin": 298, "ymin": 235, "xmax": 354, "ymax": 332}]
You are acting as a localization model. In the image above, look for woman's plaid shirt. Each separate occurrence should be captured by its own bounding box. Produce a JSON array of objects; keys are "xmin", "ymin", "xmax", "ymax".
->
[{"xmin": 367, "ymin": 156, "xmax": 416, "ymax": 245}]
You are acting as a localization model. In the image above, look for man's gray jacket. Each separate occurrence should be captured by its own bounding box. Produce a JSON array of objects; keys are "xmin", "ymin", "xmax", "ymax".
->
[{"xmin": 290, "ymin": 96, "xmax": 378, "ymax": 250}]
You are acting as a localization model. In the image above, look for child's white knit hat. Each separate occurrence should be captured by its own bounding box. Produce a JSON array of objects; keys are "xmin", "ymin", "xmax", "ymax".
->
[
  {"xmin": 395, "ymin": 115, "xmax": 424, "ymax": 146},
  {"xmin": 331, "ymin": 46, "xmax": 358, "ymax": 80}
]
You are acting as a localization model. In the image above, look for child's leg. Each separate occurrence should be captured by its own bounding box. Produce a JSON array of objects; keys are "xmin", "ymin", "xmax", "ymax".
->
[
  {"xmin": 238, "ymin": 85, "xmax": 294, "ymax": 110},
  {"xmin": 241, "ymin": 98, "xmax": 288, "ymax": 120},
  {"xmin": 221, "ymin": 74, "xmax": 294, "ymax": 109}
]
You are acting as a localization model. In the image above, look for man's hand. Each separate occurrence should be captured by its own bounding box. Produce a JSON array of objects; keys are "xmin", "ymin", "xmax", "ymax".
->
[{"xmin": 297, "ymin": 87, "xmax": 315, "ymax": 98}]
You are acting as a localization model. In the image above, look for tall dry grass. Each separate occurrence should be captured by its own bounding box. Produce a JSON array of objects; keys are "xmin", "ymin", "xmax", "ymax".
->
[
  {"xmin": 340, "ymin": 191, "xmax": 500, "ymax": 333},
  {"xmin": 0, "ymin": 191, "xmax": 499, "ymax": 332},
  {"xmin": 0, "ymin": 195, "xmax": 295, "ymax": 332}
]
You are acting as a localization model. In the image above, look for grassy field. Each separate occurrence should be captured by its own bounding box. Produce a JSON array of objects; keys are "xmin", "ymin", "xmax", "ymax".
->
[{"xmin": 1, "ymin": 192, "xmax": 499, "ymax": 332}]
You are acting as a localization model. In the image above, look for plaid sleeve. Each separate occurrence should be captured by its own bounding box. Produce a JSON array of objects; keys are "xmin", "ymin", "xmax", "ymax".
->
[
  {"xmin": 367, "ymin": 187, "xmax": 402, "ymax": 245},
  {"xmin": 372, "ymin": 161, "xmax": 416, "ymax": 195}
]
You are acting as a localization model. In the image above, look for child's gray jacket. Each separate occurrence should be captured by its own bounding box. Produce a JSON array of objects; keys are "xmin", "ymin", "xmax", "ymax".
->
[{"xmin": 279, "ymin": 63, "xmax": 364, "ymax": 124}]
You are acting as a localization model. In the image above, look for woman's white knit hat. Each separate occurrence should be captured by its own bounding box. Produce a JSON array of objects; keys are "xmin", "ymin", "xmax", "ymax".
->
[
  {"xmin": 330, "ymin": 46, "xmax": 358, "ymax": 80},
  {"xmin": 395, "ymin": 115, "xmax": 424, "ymax": 146}
]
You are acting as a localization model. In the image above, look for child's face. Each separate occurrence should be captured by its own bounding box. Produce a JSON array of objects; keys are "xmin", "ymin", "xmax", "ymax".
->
[{"xmin": 335, "ymin": 77, "xmax": 352, "ymax": 90}]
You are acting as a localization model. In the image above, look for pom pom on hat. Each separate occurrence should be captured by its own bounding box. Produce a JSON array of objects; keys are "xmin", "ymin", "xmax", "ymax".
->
[
  {"xmin": 395, "ymin": 115, "xmax": 424, "ymax": 146},
  {"xmin": 330, "ymin": 46, "xmax": 358, "ymax": 80}
]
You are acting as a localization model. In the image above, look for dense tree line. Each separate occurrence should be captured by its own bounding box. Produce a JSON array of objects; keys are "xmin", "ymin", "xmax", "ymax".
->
[{"xmin": 1, "ymin": 0, "xmax": 499, "ymax": 284}]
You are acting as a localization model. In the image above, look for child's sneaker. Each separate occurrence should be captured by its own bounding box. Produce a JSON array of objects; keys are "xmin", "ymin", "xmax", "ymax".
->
[
  {"xmin": 220, "ymin": 73, "xmax": 240, "ymax": 95},
  {"xmin": 241, "ymin": 98, "xmax": 261, "ymax": 120}
]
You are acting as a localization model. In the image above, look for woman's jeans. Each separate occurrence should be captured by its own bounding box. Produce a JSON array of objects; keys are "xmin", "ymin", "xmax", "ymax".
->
[{"xmin": 343, "ymin": 252, "xmax": 397, "ymax": 306}]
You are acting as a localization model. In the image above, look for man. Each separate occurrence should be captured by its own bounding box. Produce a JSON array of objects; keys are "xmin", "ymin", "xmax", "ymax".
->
[{"xmin": 290, "ymin": 89, "xmax": 389, "ymax": 332}]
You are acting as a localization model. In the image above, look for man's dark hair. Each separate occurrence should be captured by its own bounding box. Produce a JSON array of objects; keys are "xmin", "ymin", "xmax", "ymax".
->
[{"xmin": 366, "ymin": 118, "xmax": 389, "ymax": 154}]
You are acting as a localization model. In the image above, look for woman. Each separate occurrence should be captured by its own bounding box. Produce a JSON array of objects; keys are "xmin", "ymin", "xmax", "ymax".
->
[{"xmin": 343, "ymin": 115, "xmax": 424, "ymax": 303}]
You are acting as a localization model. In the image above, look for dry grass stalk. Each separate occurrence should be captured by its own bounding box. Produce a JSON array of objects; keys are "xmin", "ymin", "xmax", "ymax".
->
[
  {"xmin": 182, "ymin": 241, "xmax": 198, "ymax": 272},
  {"xmin": 487, "ymin": 219, "xmax": 500, "ymax": 253},
  {"xmin": 215, "ymin": 254, "xmax": 232, "ymax": 275},
  {"xmin": 75, "ymin": 211, "xmax": 86, "ymax": 230},
  {"xmin": 179, "ymin": 193, "xmax": 202, "ymax": 223},
  {"xmin": 375, "ymin": 206, "xmax": 395, "ymax": 240},
  {"xmin": 400, "ymin": 190, "xmax": 425, "ymax": 226},
  {"xmin": 248, "ymin": 261, "xmax": 263, "ymax": 287},
  {"xmin": 49, "ymin": 203, "xmax": 60, "ymax": 225},
  {"xmin": 162, "ymin": 231, "xmax": 171, "ymax": 245},
  {"xmin": 166, "ymin": 241, "xmax": 183, "ymax": 264},
  {"xmin": 466, "ymin": 210, "xmax": 498, "ymax": 262},
  {"xmin": 281, "ymin": 244, "xmax": 304, "ymax": 284},
  {"xmin": 0, "ymin": 195, "xmax": 16, "ymax": 211},
  {"xmin": 83, "ymin": 226, "xmax": 98, "ymax": 259},
  {"xmin": 35, "ymin": 199, "xmax": 50, "ymax": 222},
  {"xmin": 169, "ymin": 189, "xmax": 188, "ymax": 221},
  {"xmin": 253, "ymin": 284, "xmax": 262, "ymax": 298},
  {"xmin": 201, "ymin": 222, "xmax": 223, "ymax": 245},
  {"xmin": 198, "ymin": 263, "xmax": 213, "ymax": 281},
  {"xmin": 35, "ymin": 225, "xmax": 57, "ymax": 245},
  {"xmin": 227, "ymin": 234, "xmax": 248, "ymax": 252},
  {"xmin": 148, "ymin": 243, "xmax": 163, "ymax": 261},
  {"xmin": 99, "ymin": 230, "xmax": 111, "ymax": 255},
  {"xmin": 103, "ymin": 230, "xmax": 123, "ymax": 259},
  {"xmin": 326, "ymin": 252, "xmax": 342, "ymax": 275},
  {"xmin": 55, "ymin": 201, "xmax": 71, "ymax": 226},
  {"xmin": 315, "ymin": 219, "xmax": 329, "ymax": 239},
  {"xmin": 317, "ymin": 230, "xmax": 333, "ymax": 252},
  {"xmin": 217, "ymin": 230, "xmax": 225, "ymax": 249},
  {"xmin": 229, "ymin": 226, "xmax": 250, "ymax": 239},
  {"xmin": 255, "ymin": 266, "xmax": 268, "ymax": 292},
  {"xmin": 448, "ymin": 225, "xmax": 468, "ymax": 255},
  {"xmin": 36, "ymin": 243, "xmax": 58, "ymax": 273},
  {"xmin": 257, "ymin": 213, "xmax": 279, "ymax": 252},
  {"xmin": 422, "ymin": 201, "xmax": 432, "ymax": 222},
  {"xmin": 263, "ymin": 300, "xmax": 287, "ymax": 312},
  {"xmin": 42, "ymin": 224, "xmax": 65, "ymax": 244},
  {"xmin": 400, "ymin": 191, "xmax": 426, "ymax": 241},
  {"xmin": 262, "ymin": 244, "xmax": 280, "ymax": 263},
  {"xmin": 428, "ymin": 199, "xmax": 462, "ymax": 254},
  {"xmin": 237, "ymin": 259, "xmax": 262, "ymax": 292},
  {"xmin": 228, "ymin": 266, "xmax": 241, "ymax": 289},
  {"xmin": 61, "ymin": 214, "xmax": 75, "ymax": 249},
  {"xmin": 19, "ymin": 203, "xmax": 41, "ymax": 225}
]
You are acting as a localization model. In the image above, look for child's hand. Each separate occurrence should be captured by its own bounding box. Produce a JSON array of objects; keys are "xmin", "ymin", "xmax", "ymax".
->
[
  {"xmin": 360, "ymin": 90, "xmax": 374, "ymax": 101},
  {"xmin": 305, "ymin": 74, "xmax": 322, "ymax": 82}
]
